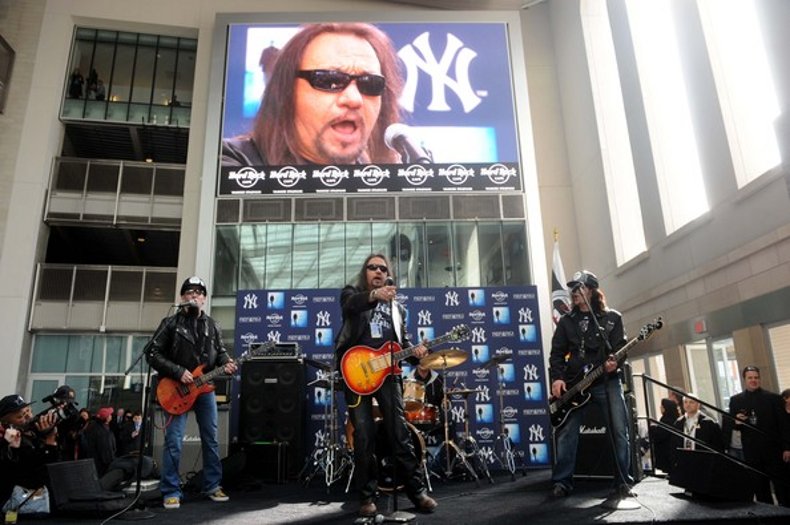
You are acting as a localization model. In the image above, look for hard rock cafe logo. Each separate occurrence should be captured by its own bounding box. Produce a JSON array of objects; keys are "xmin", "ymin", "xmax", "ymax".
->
[
  {"xmin": 491, "ymin": 291, "xmax": 508, "ymax": 303},
  {"xmin": 313, "ymin": 165, "xmax": 349, "ymax": 187},
  {"xmin": 503, "ymin": 406, "xmax": 518, "ymax": 419},
  {"xmin": 397, "ymin": 165, "xmax": 434, "ymax": 186},
  {"xmin": 228, "ymin": 166, "xmax": 265, "ymax": 189},
  {"xmin": 240, "ymin": 332, "xmax": 257, "ymax": 345},
  {"xmin": 476, "ymin": 427, "xmax": 495, "ymax": 440},
  {"xmin": 481, "ymin": 164, "xmax": 517, "ymax": 185},
  {"xmin": 438, "ymin": 164, "xmax": 474, "ymax": 185},
  {"xmin": 270, "ymin": 166, "xmax": 307, "ymax": 188},
  {"xmin": 265, "ymin": 313, "xmax": 283, "ymax": 326},
  {"xmin": 291, "ymin": 294, "xmax": 309, "ymax": 306},
  {"xmin": 354, "ymin": 165, "xmax": 390, "ymax": 186},
  {"xmin": 469, "ymin": 309, "xmax": 486, "ymax": 323},
  {"xmin": 472, "ymin": 368, "xmax": 490, "ymax": 380},
  {"xmin": 395, "ymin": 292, "xmax": 408, "ymax": 303},
  {"xmin": 495, "ymin": 346, "xmax": 513, "ymax": 356}
]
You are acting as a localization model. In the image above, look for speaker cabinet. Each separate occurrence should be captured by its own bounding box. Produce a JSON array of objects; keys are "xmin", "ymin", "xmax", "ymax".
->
[
  {"xmin": 239, "ymin": 359, "xmax": 306, "ymax": 478},
  {"xmin": 669, "ymin": 449, "xmax": 752, "ymax": 501},
  {"xmin": 573, "ymin": 402, "xmax": 616, "ymax": 478},
  {"xmin": 151, "ymin": 407, "xmax": 230, "ymax": 476}
]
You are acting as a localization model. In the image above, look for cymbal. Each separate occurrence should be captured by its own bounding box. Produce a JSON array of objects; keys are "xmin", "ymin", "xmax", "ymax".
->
[
  {"xmin": 446, "ymin": 388, "xmax": 479, "ymax": 397},
  {"xmin": 307, "ymin": 378, "xmax": 342, "ymax": 389},
  {"xmin": 420, "ymin": 348, "xmax": 468, "ymax": 369},
  {"xmin": 481, "ymin": 354, "xmax": 511, "ymax": 369}
]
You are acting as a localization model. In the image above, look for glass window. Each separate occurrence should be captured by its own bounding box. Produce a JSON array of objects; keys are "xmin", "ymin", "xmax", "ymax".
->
[
  {"xmin": 711, "ymin": 337, "xmax": 739, "ymax": 413},
  {"xmin": 697, "ymin": 0, "xmax": 781, "ymax": 187},
  {"xmin": 175, "ymin": 48, "xmax": 195, "ymax": 105},
  {"xmin": 371, "ymin": 223, "xmax": 397, "ymax": 265},
  {"xmin": 68, "ymin": 34, "xmax": 94, "ymax": 100},
  {"xmin": 215, "ymin": 226, "xmax": 240, "ymax": 295},
  {"xmin": 344, "ymin": 223, "xmax": 373, "ymax": 284},
  {"xmin": 153, "ymin": 47, "xmax": 176, "ymax": 106},
  {"xmin": 144, "ymin": 271, "xmax": 175, "ymax": 302},
  {"xmin": 685, "ymin": 340, "xmax": 717, "ymax": 406},
  {"xmin": 266, "ymin": 224, "xmax": 294, "ymax": 289},
  {"xmin": 73, "ymin": 268, "xmax": 107, "ymax": 301},
  {"xmin": 31, "ymin": 335, "xmax": 69, "ymax": 373},
  {"xmin": 30, "ymin": 380, "xmax": 60, "ymax": 414},
  {"xmin": 104, "ymin": 336, "xmax": 125, "ymax": 373},
  {"xmin": 111, "ymin": 43, "xmax": 135, "ymax": 103},
  {"xmin": 54, "ymin": 160, "xmax": 88, "ymax": 191},
  {"xmin": 453, "ymin": 223, "xmax": 478, "ymax": 287},
  {"xmin": 394, "ymin": 224, "xmax": 426, "ymax": 288},
  {"xmin": 502, "ymin": 222, "xmax": 529, "ymax": 285},
  {"xmin": 65, "ymin": 335, "xmax": 101, "ymax": 373},
  {"xmin": 318, "ymin": 223, "xmax": 346, "ymax": 289},
  {"xmin": 581, "ymin": 0, "xmax": 646, "ymax": 264},
  {"xmin": 293, "ymin": 224, "xmax": 319, "ymax": 288},
  {"xmin": 131, "ymin": 44, "xmax": 155, "ymax": 104},
  {"xmin": 239, "ymin": 224, "xmax": 266, "ymax": 290},
  {"xmin": 109, "ymin": 270, "xmax": 143, "ymax": 301},
  {"xmin": 769, "ymin": 322, "xmax": 790, "ymax": 394},
  {"xmin": 86, "ymin": 162, "xmax": 120, "ymax": 193},
  {"xmin": 478, "ymin": 222, "xmax": 504, "ymax": 286},
  {"xmin": 89, "ymin": 41, "xmax": 114, "ymax": 101},
  {"xmin": 625, "ymin": 0, "xmax": 709, "ymax": 234},
  {"xmin": 154, "ymin": 168, "xmax": 184, "ymax": 196},
  {"xmin": 425, "ymin": 223, "xmax": 452, "ymax": 288}
]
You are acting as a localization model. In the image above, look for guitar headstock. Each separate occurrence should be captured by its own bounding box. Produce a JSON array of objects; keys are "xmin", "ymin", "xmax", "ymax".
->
[
  {"xmin": 450, "ymin": 324, "xmax": 471, "ymax": 342},
  {"xmin": 637, "ymin": 317, "xmax": 664, "ymax": 341}
]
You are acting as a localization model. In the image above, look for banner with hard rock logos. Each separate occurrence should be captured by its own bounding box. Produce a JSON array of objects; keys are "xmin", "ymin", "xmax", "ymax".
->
[
  {"xmin": 219, "ymin": 21, "xmax": 523, "ymax": 195},
  {"xmin": 232, "ymin": 286, "xmax": 551, "ymax": 471}
]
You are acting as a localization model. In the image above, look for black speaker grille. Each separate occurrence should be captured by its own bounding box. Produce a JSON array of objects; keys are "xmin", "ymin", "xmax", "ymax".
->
[{"xmin": 239, "ymin": 359, "xmax": 305, "ymax": 477}]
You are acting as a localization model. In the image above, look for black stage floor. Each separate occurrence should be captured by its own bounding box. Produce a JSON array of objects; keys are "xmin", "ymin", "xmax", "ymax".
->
[{"xmin": 44, "ymin": 470, "xmax": 790, "ymax": 525}]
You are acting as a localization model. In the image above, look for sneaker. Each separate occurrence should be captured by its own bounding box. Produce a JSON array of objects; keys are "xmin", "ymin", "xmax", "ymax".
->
[
  {"xmin": 551, "ymin": 484, "xmax": 569, "ymax": 498},
  {"xmin": 359, "ymin": 499, "xmax": 377, "ymax": 517},
  {"xmin": 163, "ymin": 496, "xmax": 180, "ymax": 509},
  {"xmin": 207, "ymin": 488, "xmax": 229, "ymax": 502}
]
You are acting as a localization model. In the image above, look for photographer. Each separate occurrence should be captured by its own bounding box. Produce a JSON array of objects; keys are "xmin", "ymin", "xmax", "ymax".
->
[{"xmin": 0, "ymin": 394, "xmax": 62, "ymax": 508}]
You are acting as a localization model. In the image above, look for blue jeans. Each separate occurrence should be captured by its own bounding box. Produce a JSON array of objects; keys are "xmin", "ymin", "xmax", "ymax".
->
[
  {"xmin": 160, "ymin": 391, "xmax": 222, "ymax": 499},
  {"xmin": 552, "ymin": 377, "xmax": 633, "ymax": 491}
]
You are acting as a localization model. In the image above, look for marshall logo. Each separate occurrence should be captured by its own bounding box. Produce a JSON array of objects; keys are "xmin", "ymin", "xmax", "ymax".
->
[
  {"xmin": 481, "ymin": 164, "xmax": 517, "ymax": 185},
  {"xmin": 438, "ymin": 164, "xmax": 474, "ymax": 185},
  {"xmin": 491, "ymin": 291, "xmax": 508, "ymax": 303},
  {"xmin": 476, "ymin": 428, "xmax": 495, "ymax": 440},
  {"xmin": 397, "ymin": 165, "xmax": 434, "ymax": 186},
  {"xmin": 469, "ymin": 309, "xmax": 486, "ymax": 323},
  {"xmin": 354, "ymin": 165, "xmax": 390, "ymax": 186},
  {"xmin": 313, "ymin": 165, "xmax": 349, "ymax": 187},
  {"xmin": 240, "ymin": 332, "xmax": 257, "ymax": 345},
  {"xmin": 270, "ymin": 166, "xmax": 307, "ymax": 188},
  {"xmin": 265, "ymin": 313, "xmax": 283, "ymax": 326},
  {"xmin": 579, "ymin": 425, "xmax": 606, "ymax": 435},
  {"xmin": 228, "ymin": 167, "xmax": 265, "ymax": 189},
  {"xmin": 502, "ymin": 406, "xmax": 518, "ymax": 419},
  {"xmin": 290, "ymin": 294, "xmax": 309, "ymax": 306}
]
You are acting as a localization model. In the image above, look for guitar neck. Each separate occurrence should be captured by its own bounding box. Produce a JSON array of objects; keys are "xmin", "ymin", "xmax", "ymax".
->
[
  {"xmin": 194, "ymin": 341, "xmax": 276, "ymax": 387},
  {"xmin": 395, "ymin": 333, "xmax": 457, "ymax": 362}
]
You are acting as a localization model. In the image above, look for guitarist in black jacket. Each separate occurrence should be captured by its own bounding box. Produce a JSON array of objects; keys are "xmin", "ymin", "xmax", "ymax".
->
[
  {"xmin": 144, "ymin": 276, "xmax": 237, "ymax": 510},
  {"xmin": 548, "ymin": 270, "xmax": 634, "ymax": 502},
  {"xmin": 336, "ymin": 254, "xmax": 437, "ymax": 518}
]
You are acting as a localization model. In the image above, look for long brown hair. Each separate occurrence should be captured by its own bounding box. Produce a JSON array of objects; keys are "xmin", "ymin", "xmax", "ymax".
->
[
  {"xmin": 253, "ymin": 23, "xmax": 404, "ymax": 165},
  {"xmin": 354, "ymin": 253, "xmax": 394, "ymax": 291}
]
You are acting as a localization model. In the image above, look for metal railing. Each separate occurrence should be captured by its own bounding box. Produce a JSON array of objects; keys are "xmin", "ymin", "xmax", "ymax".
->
[
  {"xmin": 44, "ymin": 157, "xmax": 185, "ymax": 227},
  {"xmin": 30, "ymin": 263, "xmax": 177, "ymax": 332}
]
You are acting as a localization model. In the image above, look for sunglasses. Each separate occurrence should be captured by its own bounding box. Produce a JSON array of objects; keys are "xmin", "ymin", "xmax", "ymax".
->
[
  {"xmin": 366, "ymin": 264, "xmax": 389, "ymax": 274},
  {"xmin": 297, "ymin": 70, "xmax": 386, "ymax": 96}
]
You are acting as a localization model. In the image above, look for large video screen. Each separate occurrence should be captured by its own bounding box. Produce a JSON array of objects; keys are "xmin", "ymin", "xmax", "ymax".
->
[{"xmin": 219, "ymin": 22, "xmax": 523, "ymax": 195}]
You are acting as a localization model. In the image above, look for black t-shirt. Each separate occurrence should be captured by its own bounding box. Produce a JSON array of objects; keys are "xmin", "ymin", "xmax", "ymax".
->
[{"xmin": 355, "ymin": 301, "xmax": 397, "ymax": 350}]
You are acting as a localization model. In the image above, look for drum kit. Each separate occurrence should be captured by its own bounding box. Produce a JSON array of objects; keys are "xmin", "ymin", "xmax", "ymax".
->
[{"xmin": 299, "ymin": 348, "xmax": 523, "ymax": 492}]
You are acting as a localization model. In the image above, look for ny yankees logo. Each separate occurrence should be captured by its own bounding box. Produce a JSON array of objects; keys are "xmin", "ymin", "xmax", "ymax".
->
[
  {"xmin": 243, "ymin": 293, "xmax": 258, "ymax": 309},
  {"xmin": 417, "ymin": 310, "xmax": 432, "ymax": 326},
  {"xmin": 475, "ymin": 385, "xmax": 491, "ymax": 402},
  {"xmin": 398, "ymin": 32, "xmax": 482, "ymax": 113},
  {"xmin": 518, "ymin": 307, "xmax": 533, "ymax": 323},
  {"xmin": 523, "ymin": 363, "xmax": 539, "ymax": 381},
  {"xmin": 528, "ymin": 424, "xmax": 545, "ymax": 442},
  {"xmin": 315, "ymin": 310, "xmax": 331, "ymax": 327},
  {"xmin": 266, "ymin": 330, "xmax": 281, "ymax": 343},
  {"xmin": 471, "ymin": 327, "xmax": 487, "ymax": 343},
  {"xmin": 445, "ymin": 290, "xmax": 459, "ymax": 307}
]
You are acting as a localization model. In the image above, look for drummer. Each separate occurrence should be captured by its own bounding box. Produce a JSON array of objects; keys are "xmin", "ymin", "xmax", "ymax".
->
[{"xmin": 406, "ymin": 364, "xmax": 445, "ymax": 411}]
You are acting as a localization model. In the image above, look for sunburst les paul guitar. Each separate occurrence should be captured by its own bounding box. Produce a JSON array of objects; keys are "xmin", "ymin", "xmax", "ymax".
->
[
  {"xmin": 341, "ymin": 324, "xmax": 470, "ymax": 396},
  {"xmin": 157, "ymin": 340, "xmax": 280, "ymax": 415},
  {"xmin": 549, "ymin": 317, "xmax": 663, "ymax": 429}
]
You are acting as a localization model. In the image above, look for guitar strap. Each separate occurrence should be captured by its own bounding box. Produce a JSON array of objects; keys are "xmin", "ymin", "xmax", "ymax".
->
[{"xmin": 391, "ymin": 300, "xmax": 403, "ymax": 342}]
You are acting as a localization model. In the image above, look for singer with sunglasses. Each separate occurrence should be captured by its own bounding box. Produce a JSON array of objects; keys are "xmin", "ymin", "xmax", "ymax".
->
[
  {"xmin": 222, "ymin": 22, "xmax": 405, "ymax": 168},
  {"xmin": 144, "ymin": 276, "xmax": 238, "ymax": 510},
  {"xmin": 335, "ymin": 254, "xmax": 438, "ymax": 517}
]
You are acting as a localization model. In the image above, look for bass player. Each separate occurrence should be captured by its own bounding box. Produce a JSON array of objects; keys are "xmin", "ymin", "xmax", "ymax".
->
[
  {"xmin": 335, "ymin": 254, "xmax": 438, "ymax": 518},
  {"xmin": 145, "ymin": 276, "xmax": 237, "ymax": 510},
  {"xmin": 548, "ymin": 270, "xmax": 635, "ymax": 503}
]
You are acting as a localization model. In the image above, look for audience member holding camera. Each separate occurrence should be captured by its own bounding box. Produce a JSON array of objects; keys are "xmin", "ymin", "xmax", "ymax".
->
[{"xmin": 0, "ymin": 394, "xmax": 62, "ymax": 508}]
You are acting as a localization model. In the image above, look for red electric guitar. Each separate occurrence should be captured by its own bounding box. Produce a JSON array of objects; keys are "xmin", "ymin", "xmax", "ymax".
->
[
  {"xmin": 341, "ymin": 324, "xmax": 470, "ymax": 396},
  {"xmin": 156, "ymin": 340, "xmax": 278, "ymax": 415}
]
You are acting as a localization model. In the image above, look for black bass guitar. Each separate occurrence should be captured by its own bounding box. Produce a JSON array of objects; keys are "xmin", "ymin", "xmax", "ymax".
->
[{"xmin": 549, "ymin": 317, "xmax": 663, "ymax": 428}]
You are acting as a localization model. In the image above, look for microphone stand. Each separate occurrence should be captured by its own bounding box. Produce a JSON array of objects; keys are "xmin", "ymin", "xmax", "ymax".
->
[
  {"xmin": 382, "ymin": 289, "xmax": 415, "ymax": 523},
  {"xmin": 112, "ymin": 342, "xmax": 156, "ymax": 521},
  {"xmin": 577, "ymin": 286, "xmax": 638, "ymax": 511}
]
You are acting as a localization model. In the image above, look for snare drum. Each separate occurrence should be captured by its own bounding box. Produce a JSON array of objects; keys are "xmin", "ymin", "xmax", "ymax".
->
[
  {"xmin": 405, "ymin": 403, "xmax": 439, "ymax": 427},
  {"xmin": 402, "ymin": 378, "xmax": 425, "ymax": 411}
]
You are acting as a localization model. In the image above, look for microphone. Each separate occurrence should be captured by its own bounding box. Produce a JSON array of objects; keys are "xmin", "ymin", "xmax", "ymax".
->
[
  {"xmin": 384, "ymin": 277, "xmax": 395, "ymax": 287},
  {"xmin": 175, "ymin": 300, "xmax": 198, "ymax": 308},
  {"xmin": 384, "ymin": 124, "xmax": 432, "ymax": 164}
]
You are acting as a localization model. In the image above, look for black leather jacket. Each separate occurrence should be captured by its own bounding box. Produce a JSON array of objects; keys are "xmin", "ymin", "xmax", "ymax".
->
[{"xmin": 144, "ymin": 311, "xmax": 230, "ymax": 380}]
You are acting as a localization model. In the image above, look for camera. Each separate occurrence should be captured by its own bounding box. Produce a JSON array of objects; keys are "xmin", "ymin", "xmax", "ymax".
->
[{"xmin": 24, "ymin": 385, "xmax": 79, "ymax": 434}]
